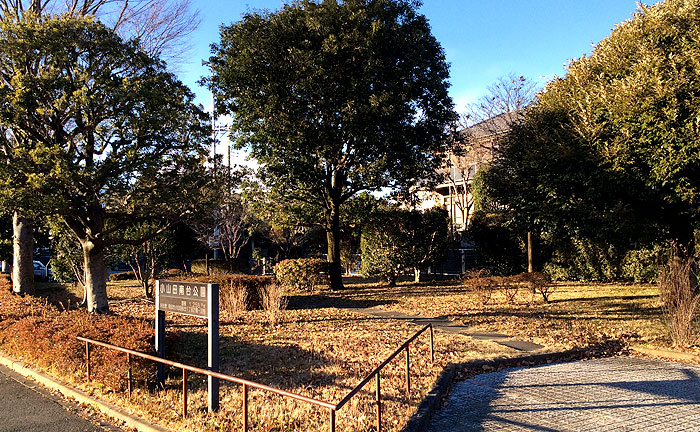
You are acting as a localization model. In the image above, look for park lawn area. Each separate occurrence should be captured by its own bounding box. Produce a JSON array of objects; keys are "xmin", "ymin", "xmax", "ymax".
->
[
  {"xmin": 10, "ymin": 276, "xmax": 682, "ymax": 431},
  {"xmin": 26, "ymin": 280, "xmax": 516, "ymax": 432},
  {"xmin": 319, "ymin": 277, "xmax": 670, "ymax": 353}
]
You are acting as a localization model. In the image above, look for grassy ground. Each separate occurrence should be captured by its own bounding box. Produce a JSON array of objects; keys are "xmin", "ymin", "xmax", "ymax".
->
[
  {"xmin": 34, "ymin": 279, "xmax": 510, "ymax": 432},
  {"xmin": 20, "ymin": 275, "xmax": 681, "ymax": 431},
  {"xmin": 318, "ymin": 278, "xmax": 669, "ymax": 352}
]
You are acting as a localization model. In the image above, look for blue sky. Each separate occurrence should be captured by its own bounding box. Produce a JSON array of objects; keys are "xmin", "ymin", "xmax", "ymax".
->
[{"xmin": 178, "ymin": 0, "xmax": 656, "ymax": 115}]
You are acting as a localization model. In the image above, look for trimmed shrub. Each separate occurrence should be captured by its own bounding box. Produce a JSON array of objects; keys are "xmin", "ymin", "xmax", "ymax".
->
[
  {"xmin": 190, "ymin": 259, "xmax": 237, "ymax": 275},
  {"xmin": 274, "ymin": 258, "xmax": 329, "ymax": 292},
  {"xmin": 109, "ymin": 271, "xmax": 136, "ymax": 281}
]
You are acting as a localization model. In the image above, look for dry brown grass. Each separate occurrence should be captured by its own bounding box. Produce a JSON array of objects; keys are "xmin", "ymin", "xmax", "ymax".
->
[
  {"xmin": 15, "ymin": 279, "xmax": 507, "ymax": 432},
  {"xmin": 320, "ymin": 277, "xmax": 669, "ymax": 353},
  {"xmin": 7, "ymin": 275, "xmax": 674, "ymax": 432}
]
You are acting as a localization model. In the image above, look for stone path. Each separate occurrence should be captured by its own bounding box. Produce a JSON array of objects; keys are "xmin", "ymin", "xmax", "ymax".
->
[
  {"xmin": 354, "ymin": 307, "xmax": 545, "ymax": 352},
  {"xmin": 426, "ymin": 356, "xmax": 700, "ymax": 432}
]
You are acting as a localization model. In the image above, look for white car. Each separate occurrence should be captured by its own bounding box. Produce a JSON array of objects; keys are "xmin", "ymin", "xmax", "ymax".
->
[{"xmin": 33, "ymin": 260, "xmax": 51, "ymax": 281}]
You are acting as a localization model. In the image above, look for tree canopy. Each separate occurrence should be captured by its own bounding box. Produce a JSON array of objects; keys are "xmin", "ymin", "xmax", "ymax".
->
[
  {"xmin": 483, "ymin": 0, "xmax": 700, "ymax": 274},
  {"xmin": 0, "ymin": 14, "xmax": 211, "ymax": 312},
  {"xmin": 209, "ymin": 0, "xmax": 457, "ymax": 289}
]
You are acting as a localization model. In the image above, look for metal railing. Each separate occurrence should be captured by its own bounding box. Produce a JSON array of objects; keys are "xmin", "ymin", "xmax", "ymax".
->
[{"xmin": 77, "ymin": 323, "xmax": 433, "ymax": 431}]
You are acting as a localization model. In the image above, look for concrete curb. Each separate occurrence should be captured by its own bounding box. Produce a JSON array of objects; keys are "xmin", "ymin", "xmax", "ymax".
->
[
  {"xmin": 402, "ymin": 365, "xmax": 456, "ymax": 432},
  {"xmin": 0, "ymin": 354, "xmax": 168, "ymax": 432},
  {"xmin": 631, "ymin": 345, "xmax": 700, "ymax": 363}
]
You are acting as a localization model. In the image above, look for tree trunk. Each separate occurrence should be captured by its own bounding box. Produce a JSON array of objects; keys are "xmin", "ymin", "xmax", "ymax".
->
[
  {"xmin": 527, "ymin": 231, "xmax": 534, "ymax": 273},
  {"xmin": 82, "ymin": 239, "xmax": 109, "ymax": 314},
  {"xmin": 12, "ymin": 212, "xmax": 34, "ymax": 295},
  {"xmin": 326, "ymin": 206, "xmax": 344, "ymax": 291},
  {"xmin": 414, "ymin": 267, "xmax": 422, "ymax": 283}
]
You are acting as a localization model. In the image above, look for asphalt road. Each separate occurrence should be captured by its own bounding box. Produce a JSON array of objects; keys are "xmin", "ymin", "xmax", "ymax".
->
[{"xmin": 0, "ymin": 363, "xmax": 121, "ymax": 432}]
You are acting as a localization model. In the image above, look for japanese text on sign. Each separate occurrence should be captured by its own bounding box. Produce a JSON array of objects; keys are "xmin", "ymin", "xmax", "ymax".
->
[{"xmin": 158, "ymin": 280, "xmax": 209, "ymax": 318}]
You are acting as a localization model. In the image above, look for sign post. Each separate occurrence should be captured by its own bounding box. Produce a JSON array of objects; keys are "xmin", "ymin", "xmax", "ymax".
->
[
  {"xmin": 155, "ymin": 279, "xmax": 220, "ymax": 412},
  {"xmin": 207, "ymin": 282, "xmax": 219, "ymax": 411}
]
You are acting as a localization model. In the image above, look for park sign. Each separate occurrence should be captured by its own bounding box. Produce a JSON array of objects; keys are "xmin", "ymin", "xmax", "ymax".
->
[
  {"xmin": 157, "ymin": 280, "xmax": 209, "ymax": 318},
  {"xmin": 155, "ymin": 279, "xmax": 220, "ymax": 411}
]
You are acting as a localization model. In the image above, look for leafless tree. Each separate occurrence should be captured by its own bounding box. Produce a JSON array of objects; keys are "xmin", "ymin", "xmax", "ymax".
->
[
  {"xmin": 217, "ymin": 194, "xmax": 254, "ymax": 262},
  {"xmin": 439, "ymin": 74, "xmax": 537, "ymax": 231},
  {"xmin": 0, "ymin": 0, "xmax": 200, "ymax": 65},
  {"xmin": 465, "ymin": 73, "xmax": 537, "ymax": 130}
]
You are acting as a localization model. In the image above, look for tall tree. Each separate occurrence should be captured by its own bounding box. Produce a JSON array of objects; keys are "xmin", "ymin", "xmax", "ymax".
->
[
  {"xmin": 0, "ymin": 14, "xmax": 210, "ymax": 312},
  {"xmin": 209, "ymin": 0, "xmax": 457, "ymax": 289},
  {"xmin": 485, "ymin": 0, "xmax": 699, "ymax": 275},
  {"xmin": 0, "ymin": 0, "xmax": 199, "ymax": 295}
]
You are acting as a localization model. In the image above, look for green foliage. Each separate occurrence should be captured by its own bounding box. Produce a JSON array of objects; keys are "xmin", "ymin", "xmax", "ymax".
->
[
  {"xmin": 109, "ymin": 271, "xmax": 136, "ymax": 281},
  {"xmin": 467, "ymin": 211, "xmax": 525, "ymax": 276},
  {"xmin": 48, "ymin": 221, "xmax": 84, "ymax": 286},
  {"xmin": 274, "ymin": 258, "xmax": 329, "ymax": 292},
  {"xmin": 209, "ymin": 0, "xmax": 457, "ymax": 289},
  {"xmin": 542, "ymin": 238, "xmax": 621, "ymax": 282},
  {"xmin": 0, "ymin": 14, "xmax": 212, "ymax": 311},
  {"xmin": 482, "ymin": 0, "xmax": 700, "ymax": 279},
  {"xmin": 360, "ymin": 207, "xmax": 449, "ymax": 283},
  {"xmin": 621, "ymin": 245, "xmax": 667, "ymax": 283}
]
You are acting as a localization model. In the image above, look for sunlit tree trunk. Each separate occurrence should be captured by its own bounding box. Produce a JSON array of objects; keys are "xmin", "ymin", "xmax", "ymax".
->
[
  {"xmin": 12, "ymin": 212, "xmax": 34, "ymax": 295},
  {"xmin": 81, "ymin": 238, "xmax": 109, "ymax": 314},
  {"xmin": 527, "ymin": 231, "xmax": 534, "ymax": 273}
]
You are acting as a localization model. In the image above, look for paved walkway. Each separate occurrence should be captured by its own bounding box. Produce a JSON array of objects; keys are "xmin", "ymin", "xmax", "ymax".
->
[
  {"xmin": 355, "ymin": 307, "xmax": 545, "ymax": 352},
  {"xmin": 427, "ymin": 357, "xmax": 700, "ymax": 432},
  {"xmin": 0, "ymin": 363, "xmax": 120, "ymax": 432}
]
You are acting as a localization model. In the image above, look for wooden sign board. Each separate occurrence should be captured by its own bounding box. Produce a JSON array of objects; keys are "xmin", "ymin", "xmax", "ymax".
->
[{"xmin": 157, "ymin": 280, "xmax": 209, "ymax": 318}]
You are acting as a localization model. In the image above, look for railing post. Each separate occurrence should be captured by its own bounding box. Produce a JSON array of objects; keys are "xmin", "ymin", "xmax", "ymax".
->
[
  {"xmin": 85, "ymin": 341, "xmax": 90, "ymax": 381},
  {"xmin": 182, "ymin": 368, "xmax": 188, "ymax": 418},
  {"xmin": 127, "ymin": 353, "xmax": 132, "ymax": 399},
  {"xmin": 376, "ymin": 373, "xmax": 381, "ymax": 432},
  {"xmin": 243, "ymin": 384, "xmax": 248, "ymax": 432},
  {"xmin": 405, "ymin": 345, "xmax": 410, "ymax": 395},
  {"xmin": 329, "ymin": 408, "xmax": 335, "ymax": 432},
  {"xmin": 429, "ymin": 324, "xmax": 434, "ymax": 362}
]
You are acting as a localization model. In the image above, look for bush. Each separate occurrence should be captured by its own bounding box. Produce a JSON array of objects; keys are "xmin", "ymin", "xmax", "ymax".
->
[
  {"xmin": 462, "ymin": 270, "xmax": 497, "ymax": 307},
  {"xmin": 468, "ymin": 211, "xmax": 525, "ymax": 276},
  {"xmin": 190, "ymin": 259, "xmax": 237, "ymax": 275},
  {"xmin": 659, "ymin": 251, "xmax": 700, "ymax": 346},
  {"xmin": 497, "ymin": 276, "xmax": 520, "ymax": 304},
  {"xmin": 273, "ymin": 258, "xmax": 329, "ymax": 292},
  {"xmin": 516, "ymin": 272, "xmax": 554, "ymax": 302},
  {"xmin": 621, "ymin": 246, "xmax": 665, "ymax": 283},
  {"xmin": 361, "ymin": 208, "xmax": 449, "ymax": 283},
  {"xmin": 109, "ymin": 271, "xmax": 136, "ymax": 281}
]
